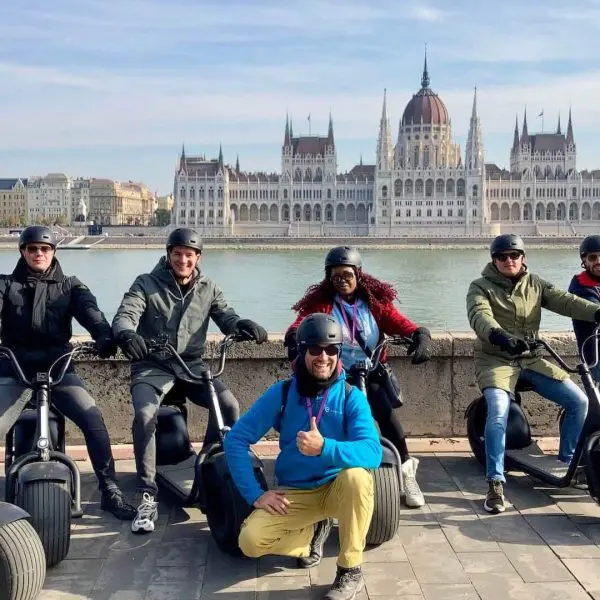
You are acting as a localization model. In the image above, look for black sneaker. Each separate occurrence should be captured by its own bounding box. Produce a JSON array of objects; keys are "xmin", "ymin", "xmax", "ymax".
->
[
  {"xmin": 296, "ymin": 518, "xmax": 333, "ymax": 568},
  {"xmin": 324, "ymin": 566, "xmax": 364, "ymax": 600},
  {"xmin": 100, "ymin": 489, "xmax": 137, "ymax": 520},
  {"xmin": 483, "ymin": 480, "xmax": 505, "ymax": 514}
]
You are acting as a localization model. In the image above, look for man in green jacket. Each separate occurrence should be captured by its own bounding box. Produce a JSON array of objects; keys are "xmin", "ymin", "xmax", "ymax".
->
[
  {"xmin": 466, "ymin": 233, "xmax": 600, "ymax": 514},
  {"xmin": 113, "ymin": 228, "xmax": 268, "ymax": 534}
]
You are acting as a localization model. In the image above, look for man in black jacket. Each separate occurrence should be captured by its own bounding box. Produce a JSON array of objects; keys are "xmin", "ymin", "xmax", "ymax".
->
[{"xmin": 0, "ymin": 226, "xmax": 135, "ymax": 520}]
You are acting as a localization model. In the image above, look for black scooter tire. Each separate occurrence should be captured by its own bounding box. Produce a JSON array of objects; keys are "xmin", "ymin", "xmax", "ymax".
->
[
  {"xmin": 16, "ymin": 480, "xmax": 72, "ymax": 567},
  {"xmin": 0, "ymin": 518, "xmax": 46, "ymax": 600},
  {"xmin": 204, "ymin": 463, "xmax": 268, "ymax": 558},
  {"xmin": 366, "ymin": 464, "xmax": 401, "ymax": 546}
]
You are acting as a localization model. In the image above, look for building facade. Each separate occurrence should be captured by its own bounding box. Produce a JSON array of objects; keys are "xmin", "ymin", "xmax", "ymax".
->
[
  {"xmin": 89, "ymin": 179, "xmax": 155, "ymax": 226},
  {"xmin": 27, "ymin": 173, "xmax": 72, "ymax": 225},
  {"xmin": 0, "ymin": 178, "xmax": 28, "ymax": 226},
  {"xmin": 173, "ymin": 56, "xmax": 598, "ymax": 237}
]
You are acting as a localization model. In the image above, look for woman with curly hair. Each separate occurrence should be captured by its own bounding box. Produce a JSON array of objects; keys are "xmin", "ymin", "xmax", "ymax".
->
[{"xmin": 285, "ymin": 246, "xmax": 432, "ymax": 507}]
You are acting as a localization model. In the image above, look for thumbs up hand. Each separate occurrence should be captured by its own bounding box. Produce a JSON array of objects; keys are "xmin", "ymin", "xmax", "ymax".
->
[{"xmin": 297, "ymin": 417, "xmax": 325, "ymax": 456}]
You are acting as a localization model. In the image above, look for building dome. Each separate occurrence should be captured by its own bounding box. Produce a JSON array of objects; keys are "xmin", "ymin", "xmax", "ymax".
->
[{"xmin": 401, "ymin": 57, "xmax": 449, "ymax": 126}]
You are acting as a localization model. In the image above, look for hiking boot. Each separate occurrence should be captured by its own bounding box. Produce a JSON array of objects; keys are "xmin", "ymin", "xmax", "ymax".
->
[
  {"xmin": 131, "ymin": 492, "xmax": 158, "ymax": 533},
  {"xmin": 401, "ymin": 457, "xmax": 425, "ymax": 508},
  {"xmin": 483, "ymin": 480, "xmax": 505, "ymax": 514},
  {"xmin": 324, "ymin": 565, "xmax": 364, "ymax": 600},
  {"xmin": 100, "ymin": 489, "xmax": 137, "ymax": 520},
  {"xmin": 296, "ymin": 518, "xmax": 334, "ymax": 568}
]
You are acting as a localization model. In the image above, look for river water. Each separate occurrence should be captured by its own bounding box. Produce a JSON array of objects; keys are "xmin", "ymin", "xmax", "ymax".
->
[{"xmin": 0, "ymin": 248, "xmax": 587, "ymax": 333}]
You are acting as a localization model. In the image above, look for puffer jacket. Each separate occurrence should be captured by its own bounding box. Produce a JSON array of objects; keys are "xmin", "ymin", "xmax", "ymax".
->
[
  {"xmin": 0, "ymin": 257, "xmax": 112, "ymax": 378},
  {"xmin": 568, "ymin": 271, "xmax": 600, "ymax": 366},
  {"xmin": 466, "ymin": 262, "xmax": 599, "ymax": 392},
  {"xmin": 112, "ymin": 256, "xmax": 240, "ymax": 390}
]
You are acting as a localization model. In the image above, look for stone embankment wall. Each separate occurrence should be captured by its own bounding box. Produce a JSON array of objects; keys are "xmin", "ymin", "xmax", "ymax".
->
[{"xmin": 37, "ymin": 332, "xmax": 583, "ymax": 445}]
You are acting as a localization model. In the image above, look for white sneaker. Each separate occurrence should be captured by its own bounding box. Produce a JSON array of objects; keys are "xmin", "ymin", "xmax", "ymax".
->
[
  {"xmin": 401, "ymin": 457, "xmax": 425, "ymax": 508},
  {"xmin": 131, "ymin": 492, "xmax": 158, "ymax": 534}
]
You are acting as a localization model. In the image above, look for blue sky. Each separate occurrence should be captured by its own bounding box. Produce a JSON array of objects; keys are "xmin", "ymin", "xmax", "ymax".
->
[{"xmin": 0, "ymin": 0, "xmax": 599, "ymax": 195}]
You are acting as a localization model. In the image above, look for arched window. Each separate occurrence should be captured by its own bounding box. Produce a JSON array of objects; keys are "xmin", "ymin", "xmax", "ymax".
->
[
  {"xmin": 259, "ymin": 204, "xmax": 268, "ymax": 221},
  {"xmin": 305, "ymin": 167, "xmax": 312, "ymax": 181},
  {"xmin": 523, "ymin": 203, "xmax": 532, "ymax": 221},
  {"xmin": 436, "ymin": 179, "xmax": 444, "ymax": 194},
  {"xmin": 446, "ymin": 179, "xmax": 455, "ymax": 194},
  {"xmin": 283, "ymin": 189, "xmax": 288, "ymax": 199},
  {"xmin": 569, "ymin": 202, "xmax": 579, "ymax": 221},
  {"xmin": 381, "ymin": 185, "xmax": 388, "ymax": 199},
  {"xmin": 457, "ymin": 179, "xmax": 465, "ymax": 197},
  {"xmin": 405, "ymin": 179, "xmax": 413, "ymax": 195},
  {"xmin": 490, "ymin": 203, "xmax": 499, "ymax": 221},
  {"xmin": 314, "ymin": 167, "xmax": 322, "ymax": 182},
  {"xmin": 294, "ymin": 168, "xmax": 302, "ymax": 181},
  {"xmin": 415, "ymin": 179, "xmax": 423, "ymax": 194},
  {"xmin": 346, "ymin": 204, "xmax": 355, "ymax": 222},
  {"xmin": 325, "ymin": 204, "xmax": 333, "ymax": 222},
  {"xmin": 413, "ymin": 146, "xmax": 419, "ymax": 167},
  {"xmin": 394, "ymin": 179, "xmax": 403, "ymax": 197},
  {"xmin": 472, "ymin": 184, "xmax": 478, "ymax": 197},
  {"xmin": 336, "ymin": 204, "xmax": 346, "ymax": 221},
  {"xmin": 250, "ymin": 204, "xmax": 259, "ymax": 221},
  {"xmin": 269, "ymin": 204, "xmax": 278, "ymax": 221},
  {"xmin": 511, "ymin": 202, "xmax": 520, "ymax": 221},
  {"xmin": 425, "ymin": 179, "xmax": 434, "ymax": 197},
  {"xmin": 282, "ymin": 204, "xmax": 290, "ymax": 221},
  {"xmin": 314, "ymin": 205, "xmax": 322, "ymax": 221},
  {"xmin": 239, "ymin": 204, "xmax": 249, "ymax": 221},
  {"xmin": 535, "ymin": 203, "xmax": 545, "ymax": 220},
  {"xmin": 356, "ymin": 204, "xmax": 366, "ymax": 223},
  {"xmin": 423, "ymin": 147, "xmax": 430, "ymax": 168}
]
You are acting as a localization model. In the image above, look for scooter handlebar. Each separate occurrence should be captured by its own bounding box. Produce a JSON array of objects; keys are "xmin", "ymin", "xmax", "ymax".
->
[{"xmin": 524, "ymin": 339, "xmax": 579, "ymax": 373}]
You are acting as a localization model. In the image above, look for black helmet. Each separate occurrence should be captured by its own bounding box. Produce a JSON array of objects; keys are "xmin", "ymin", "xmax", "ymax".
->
[
  {"xmin": 296, "ymin": 313, "xmax": 343, "ymax": 349},
  {"xmin": 166, "ymin": 228, "xmax": 202, "ymax": 253},
  {"xmin": 579, "ymin": 235, "xmax": 600, "ymax": 258},
  {"xmin": 19, "ymin": 226, "xmax": 57, "ymax": 250},
  {"xmin": 490, "ymin": 234, "xmax": 525, "ymax": 258},
  {"xmin": 324, "ymin": 246, "xmax": 362, "ymax": 271}
]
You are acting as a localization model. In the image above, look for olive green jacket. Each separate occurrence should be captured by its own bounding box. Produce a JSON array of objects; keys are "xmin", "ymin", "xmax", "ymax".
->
[{"xmin": 466, "ymin": 263, "xmax": 599, "ymax": 392}]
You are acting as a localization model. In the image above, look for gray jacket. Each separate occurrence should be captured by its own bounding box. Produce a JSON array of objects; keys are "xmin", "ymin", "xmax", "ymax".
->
[{"xmin": 113, "ymin": 256, "xmax": 240, "ymax": 390}]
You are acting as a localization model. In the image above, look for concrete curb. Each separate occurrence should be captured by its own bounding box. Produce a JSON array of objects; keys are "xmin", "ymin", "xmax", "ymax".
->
[{"xmin": 0, "ymin": 437, "xmax": 561, "ymax": 462}]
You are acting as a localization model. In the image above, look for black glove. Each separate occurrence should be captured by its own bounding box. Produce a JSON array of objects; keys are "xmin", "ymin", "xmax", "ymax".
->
[
  {"xmin": 235, "ymin": 319, "xmax": 268, "ymax": 344},
  {"xmin": 116, "ymin": 330, "xmax": 148, "ymax": 361},
  {"xmin": 406, "ymin": 327, "xmax": 432, "ymax": 365},
  {"xmin": 95, "ymin": 334, "xmax": 118, "ymax": 359},
  {"xmin": 284, "ymin": 328, "xmax": 298, "ymax": 362},
  {"xmin": 488, "ymin": 328, "xmax": 528, "ymax": 356}
]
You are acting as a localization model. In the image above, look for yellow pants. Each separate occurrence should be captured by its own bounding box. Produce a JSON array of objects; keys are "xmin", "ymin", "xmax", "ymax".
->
[{"xmin": 238, "ymin": 467, "xmax": 374, "ymax": 568}]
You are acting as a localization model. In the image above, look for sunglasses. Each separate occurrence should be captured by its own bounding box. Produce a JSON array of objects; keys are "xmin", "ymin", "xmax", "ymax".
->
[
  {"xmin": 306, "ymin": 344, "xmax": 340, "ymax": 357},
  {"xmin": 494, "ymin": 252, "xmax": 522, "ymax": 262},
  {"xmin": 585, "ymin": 253, "xmax": 600, "ymax": 263},
  {"xmin": 25, "ymin": 245, "xmax": 53, "ymax": 254},
  {"xmin": 331, "ymin": 273, "xmax": 355, "ymax": 284}
]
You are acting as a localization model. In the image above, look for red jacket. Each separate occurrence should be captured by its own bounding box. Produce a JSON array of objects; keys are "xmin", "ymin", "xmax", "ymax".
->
[{"xmin": 286, "ymin": 298, "xmax": 418, "ymax": 361}]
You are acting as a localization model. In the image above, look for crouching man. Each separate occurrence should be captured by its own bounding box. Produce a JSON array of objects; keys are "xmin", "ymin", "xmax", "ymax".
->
[{"xmin": 224, "ymin": 313, "xmax": 382, "ymax": 600}]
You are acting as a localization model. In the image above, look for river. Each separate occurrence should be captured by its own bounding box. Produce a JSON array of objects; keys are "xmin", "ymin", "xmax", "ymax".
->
[{"xmin": 0, "ymin": 247, "xmax": 587, "ymax": 333}]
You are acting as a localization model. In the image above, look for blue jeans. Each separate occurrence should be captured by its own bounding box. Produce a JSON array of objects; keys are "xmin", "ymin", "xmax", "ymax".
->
[{"xmin": 483, "ymin": 370, "xmax": 588, "ymax": 482}]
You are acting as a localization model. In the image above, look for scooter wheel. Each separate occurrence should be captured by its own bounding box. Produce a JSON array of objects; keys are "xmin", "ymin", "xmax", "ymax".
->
[
  {"xmin": 17, "ymin": 480, "xmax": 72, "ymax": 567},
  {"xmin": 0, "ymin": 517, "xmax": 46, "ymax": 600},
  {"xmin": 366, "ymin": 464, "xmax": 401, "ymax": 546}
]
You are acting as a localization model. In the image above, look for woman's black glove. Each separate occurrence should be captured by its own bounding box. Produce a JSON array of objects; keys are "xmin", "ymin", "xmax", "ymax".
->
[
  {"xmin": 116, "ymin": 330, "xmax": 149, "ymax": 361},
  {"xmin": 488, "ymin": 328, "xmax": 528, "ymax": 356},
  {"xmin": 407, "ymin": 327, "xmax": 432, "ymax": 365},
  {"xmin": 284, "ymin": 328, "xmax": 298, "ymax": 361},
  {"xmin": 95, "ymin": 334, "xmax": 119, "ymax": 359},
  {"xmin": 235, "ymin": 319, "xmax": 268, "ymax": 344}
]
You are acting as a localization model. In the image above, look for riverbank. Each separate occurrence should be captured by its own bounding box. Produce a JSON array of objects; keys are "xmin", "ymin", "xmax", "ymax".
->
[{"xmin": 0, "ymin": 235, "xmax": 585, "ymax": 251}]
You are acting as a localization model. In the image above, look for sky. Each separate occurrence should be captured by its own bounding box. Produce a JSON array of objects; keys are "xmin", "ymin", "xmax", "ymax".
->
[{"xmin": 0, "ymin": 0, "xmax": 599, "ymax": 195}]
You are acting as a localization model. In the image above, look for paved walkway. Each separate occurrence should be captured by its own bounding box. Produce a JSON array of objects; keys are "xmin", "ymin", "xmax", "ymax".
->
[{"xmin": 5, "ymin": 453, "xmax": 600, "ymax": 600}]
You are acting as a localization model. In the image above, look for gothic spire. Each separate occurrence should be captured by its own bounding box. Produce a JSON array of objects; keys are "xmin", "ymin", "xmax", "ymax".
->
[
  {"xmin": 376, "ymin": 88, "xmax": 394, "ymax": 171},
  {"xmin": 179, "ymin": 143, "xmax": 186, "ymax": 171},
  {"xmin": 218, "ymin": 144, "xmax": 224, "ymax": 169},
  {"xmin": 289, "ymin": 118, "xmax": 294, "ymax": 138},
  {"xmin": 421, "ymin": 46, "xmax": 430, "ymax": 89},
  {"xmin": 284, "ymin": 113, "xmax": 291, "ymax": 146},
  {"xmin": 466, "ymin": 87, "xmax": 484, "ymax": 170},
  {"xmin": 512, "ymin": 114, "xmax": 520, "ymax": 152},
  {"xmin": 327, "ymin": 112, "xmax": 335, "ymax": 147},
  {"xmin": 521, "ymin": 107, "xmax": 529, "ymax": 144},
  {"xmin": 566, "ymin": 107, "xmax": 574, "ymax": 146},
  {"xmin": 235, "ymin": 154, "xmax": 240, "ymax": 174},
  {"xmin": 557, "ymin": 113, "xmax": 562, "ymax": 135}
]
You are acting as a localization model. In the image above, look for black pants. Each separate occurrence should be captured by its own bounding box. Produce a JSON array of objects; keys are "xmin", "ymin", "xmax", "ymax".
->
[
  {"xmin": 0, "ymin": 373, "xmax": 118, "ymax": 493},
  {"xmin": 366, "ymin": 381, "xmax": 410, "ymax": 463},
  {"xmin": 132, "ymin": 377, "xmax": 239, "ymax": 495}
]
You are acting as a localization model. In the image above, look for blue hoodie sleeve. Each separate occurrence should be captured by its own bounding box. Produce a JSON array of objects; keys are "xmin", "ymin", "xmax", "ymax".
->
[
  {"xmin": 224, "ymin": 382, "xmax": 284, "ymax": 506},
  {"xmin": 568, "ymin": 275, "xmax": 600, "ymax": 364},
  {"xmin": 320, "ymin": 387, "xmax": 382, "ymax": 469}
]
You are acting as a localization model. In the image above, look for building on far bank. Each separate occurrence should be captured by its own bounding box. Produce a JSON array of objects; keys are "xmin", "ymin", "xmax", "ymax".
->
[
  {"xmin": 0, "ymin": 178, "xmax": 28, "ymax": 226},
  {"xmin": 27, "ymin": 173, "xmax": 72, "ymax": 225},
  {"xmin": 71, "ymin": 178, "xmax": 90, "ymax": 222},
  {"xmin": 156, "ymin": 193, "xmax": 174, "ymax": 212},
  {"xmin": 173, "ymin": 53, "xmax": 600, "ymax": 237},
  {"xmin": 89, "ymin": 178, "xmax": 155, "ymax": 225}
]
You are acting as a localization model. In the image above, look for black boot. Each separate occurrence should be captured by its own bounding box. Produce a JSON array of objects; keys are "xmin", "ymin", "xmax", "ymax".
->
[
  {"xmin": 324, "ymin": 566, "xmax": 364, "ymax": 600},
  {"xmin": 296, "ymin": 518, "xmax": 334, "ymax": 568},
  {"xmin": 100, "ymin": 488, "xmax": 137, "ymax": 520}
]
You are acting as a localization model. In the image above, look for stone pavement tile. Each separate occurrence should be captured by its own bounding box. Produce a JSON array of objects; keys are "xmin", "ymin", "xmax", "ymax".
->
[
  {"xmin": 89, "ymin": 544, "xmax": 159, "ymax": 600},
  {"xmin": 363, "ymin": 535, "xmax": 408, "ymax": 562},
  {"xmin": 420, "ymin": 583, "xmax": 480, "ymax": 600},
  {"xmin": 155, "ymin": 536, "xmax": 209, "ymax": 567},
  {"xmin": 255, "ymin": 573, "xmax": 311, "ymax": 599},
  {"xmin": 361, "ymin": 561, "xmax": 421, "ymax": 596},
  {"xmin": 407, "ymin": 552, "xmax": 470, "ymax": 585},
  {"xmin": 434, "ymin": 453, "xmax": 485, "ymax": 480},
  {"xmin": 481, "ymin": 513, "xmax": 545, "ymax": 545},
  {"xmin": 146, "ymin": 565, "xmax": 205, "ymax": 600},
  {"xmin": 38, "ymin": 592, "xmax": 93, "ymax": 600},
  {"xmin": 398, "ymin": 504, "xmax": 439, "ymax": 526},
  {"xmin": 456, "ymin": 551, "xmax": 519, "ymax": 575},
  {"xmin": 524, "ymin": 515, "xmax": 600, "ymax": 559},
  {"xmin": 499, "ymin": 543, "xmax": 575, "ymax": 583},
  {"xmin": 440, "ymin": 520, "xmax": 500, "ymax": 553},
  {"xmin": 470, "ymin": 574, "xmax": 590, "ymax": 600},
  {"xmin": 501, "ymin": 477, "xmax": 563, "ymax": 516},
  {"xmin": 562, "ymin": 558, "xmax": 600, "ymax": 595},
  {"xmin": 396, "ymin": 524, "xmax": 455, "ymax": 551},
  {"xmin": 576, "ymin": 523, "xmax": 600, "ymax": 546},
  {"xmin": 200, "ymin": 544, "xmax": 258, "ymax": 596},
  {"xmin": 43, "ymin": 558, "xmax": 105, "ymax": 597},
  {"xmin": 258, "ymin": 554, "xmax": 301, "ymax": 577},
  {"xmin": 67, "ymin": 520, "xmax": 126, "ymax": 559}
]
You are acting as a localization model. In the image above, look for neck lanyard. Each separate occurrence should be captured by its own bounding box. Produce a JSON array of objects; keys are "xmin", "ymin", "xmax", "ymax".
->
[
  {"xmin": 337, "ymin": 300, "xmax": 358, "ymax": 345},
  {"xmin": 305, "ymin": 389, "xmax": 330, "ymax": 426}
]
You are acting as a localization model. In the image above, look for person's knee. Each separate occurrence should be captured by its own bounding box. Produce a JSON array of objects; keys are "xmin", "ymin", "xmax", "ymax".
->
[
  {"xmin": 216, "ymin": 384, "xmax": 240, "ymax": 421},
  {"xmin": 238, "ymin": 517, "xmax": 267, "ymax": 558},
  {"xmin": 132, "ymin": 386, "xmax": 160, "ymax": 428},
  {"xmin": 336, "ymin": 468, "xmax": 373, "ymax": 494}
]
